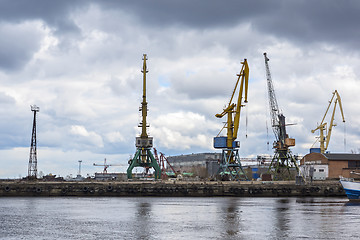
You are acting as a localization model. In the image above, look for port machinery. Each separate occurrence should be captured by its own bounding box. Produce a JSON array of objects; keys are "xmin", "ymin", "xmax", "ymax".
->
[
  {"xmin": 93, "ymin": 158, "xmax": 124, "ymax": 174},
  {"xmin": 311, "ymin": 90, "xmax": 345, "ymax": 153},
  {"xmin": 153, "ymin": 148, "xmax": 177, "ymax": 179},
  {"xmin": 214, "ymin": 58, "xmax": 249, "ymax": 181},
  {"xmin": 127, "ymin": 54, "xmax": 161, "ymax": 179},
  {"xmin": 263, "ymin": 53, "xmax": 299, "ymax": 180}
]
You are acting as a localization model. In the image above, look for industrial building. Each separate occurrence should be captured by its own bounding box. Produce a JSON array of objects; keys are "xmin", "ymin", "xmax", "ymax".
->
[
  {"xmin": 300, "ymin": 150, "xmax": 360, "ymax": 180},
  {"xmin": 94, "ymin": 173, "xmax": 127, "ymax": 181},
  {"xmin": 166, "ymin": 153, "xmax": 274, "ymax": 180},
  {"xmin": 166, "ymin": 153, "xmax": 221, "ymax": 178}
]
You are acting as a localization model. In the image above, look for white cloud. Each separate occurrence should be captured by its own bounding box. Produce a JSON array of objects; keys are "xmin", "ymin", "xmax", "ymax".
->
[
  {"xmin": 70, "ymin": 125, "xmax": 104, "ymax": 147},
  {"xmin": 151, "ymin": 111, "xmax": 218, "ymax": 151}
]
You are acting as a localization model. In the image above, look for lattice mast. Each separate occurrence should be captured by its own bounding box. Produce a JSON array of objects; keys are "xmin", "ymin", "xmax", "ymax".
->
[
  {"xmin": 28, "ymin": 105, "xmax": 39, "ymax": 178},
  {"xmin": 264, "ymin": 53, "xmax": 299, "ymax": 180}
]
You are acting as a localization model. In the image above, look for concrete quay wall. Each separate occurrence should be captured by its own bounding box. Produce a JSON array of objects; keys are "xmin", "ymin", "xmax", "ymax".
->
[{"xmin": 0, "ymin": 180, "xmax": 345, "ymax": 197}]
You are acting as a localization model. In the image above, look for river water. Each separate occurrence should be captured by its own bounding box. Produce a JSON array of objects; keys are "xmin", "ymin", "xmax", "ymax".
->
[{"xmin": 0, "ymin": 197, "xmax": 359, "ymax": 240}]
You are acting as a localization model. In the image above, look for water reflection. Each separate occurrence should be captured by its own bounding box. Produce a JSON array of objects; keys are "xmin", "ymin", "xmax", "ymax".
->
[
  {"xmin": 221, "ymin": 198, "xmax": 242, "ymax": 238},
  {"xmin": 1, "ymin": 197, "xmax": 359, "ymax": 240},
  {"xmin": 135, "ymin": 200, "xmax": 152, "ymax": 240},
  {"xmin": 344, "ymin": 201, "xmax": 360, "ymax": 206},
  {"xmin": 274, "ymin": 198, "xmax": 290, "ymax": 239}
]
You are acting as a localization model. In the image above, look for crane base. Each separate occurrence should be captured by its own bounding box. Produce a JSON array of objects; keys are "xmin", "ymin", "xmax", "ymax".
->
[
  {"xmin": 127, "ymin": 148, "xmax": 161, "ymax": 179},
  {"xmin": 217, "ymin": 148, "xmax": 248, "ymax": 181},
  {"xmin": 268, "ymin": 150, "xmax": 299, "ymax": 181}
]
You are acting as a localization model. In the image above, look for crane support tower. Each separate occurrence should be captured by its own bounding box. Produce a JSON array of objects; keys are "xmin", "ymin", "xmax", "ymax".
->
[
  {"xmin": 311, "ymin": 90, "xmax": 345, "ymax": 153},
  {"xmin": 28, "ymin": 105, "xmax": 39, "ymax": 179},
  {"xmin": 214, "ymin": 59, "xmax": 249, "ymax": 181},
  {"xmin": 263, "ymin": 53, "xmax": 299, "ymax": 180},
  {"xmin": 127, "ymin": 54, "xmax": 161, "ymax": 179}
]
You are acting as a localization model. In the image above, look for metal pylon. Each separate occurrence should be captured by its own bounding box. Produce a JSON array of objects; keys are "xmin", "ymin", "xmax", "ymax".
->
[
  {"xmin": 217, "ymin": 148, "xmax": 248, "ymax": 181},
  {"xmin": 28, "ymin": 105, "xmax": 39, "ymax": 179}
]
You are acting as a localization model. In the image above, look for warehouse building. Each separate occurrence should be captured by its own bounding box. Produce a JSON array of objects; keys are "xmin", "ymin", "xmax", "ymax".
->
[
  {"xmin": 166, "ymin": 153, "xmax": 221, "ymax": 178},
  {"xmin": 300, "ymin": 150, "xmax": 360, "ymax": 180}
]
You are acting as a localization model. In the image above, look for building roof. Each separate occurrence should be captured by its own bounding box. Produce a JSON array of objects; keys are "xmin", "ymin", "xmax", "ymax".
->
[{"xmin": 324, "ymin": 153, "xmax": 360, "ymax": 161}]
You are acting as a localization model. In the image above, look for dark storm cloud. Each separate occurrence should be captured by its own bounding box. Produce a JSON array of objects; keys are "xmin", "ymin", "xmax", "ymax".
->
[
  {"xmin": 0, "ymin": 0, "xmax": 87, "ymax": 71},
  {"xmin": 253, "ymin": 1, "xmax": 360, "ymax": 49},
  {"xmin": 0, "ymin": 22, "xmax": 44, "ymax": 71},
  {"xmin": 0, "ymin": 0, "xmax": 84, "ymax": 33},
  {"xmin": 97, "ymin": 0, "xmax": 275, "ymax": 28},
  {"xmin": 1, "ymin": 0, "xmax": 359, "ymax": 57},
  {"xmin": 95, "ymin": 0, "xmax": 360, "ymax": 50}
]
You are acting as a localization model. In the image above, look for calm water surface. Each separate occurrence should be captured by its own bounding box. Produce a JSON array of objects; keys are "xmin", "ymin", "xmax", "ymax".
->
[{"xmin": 0, "ymin": 197, "xmax": 359, "ymax": 240}]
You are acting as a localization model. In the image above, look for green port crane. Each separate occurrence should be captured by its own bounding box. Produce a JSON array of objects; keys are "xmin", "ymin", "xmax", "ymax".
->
[
  {"xmin": 127, "ymin": 54, "xmax": 161, "ymax": 179},
  {"xmin": 214, "ymin": 58, "xmax": 249, "ymax": 181},
  {"xmin": 311, "ymin": 90, "xmax": 345, "ymax": 153}
]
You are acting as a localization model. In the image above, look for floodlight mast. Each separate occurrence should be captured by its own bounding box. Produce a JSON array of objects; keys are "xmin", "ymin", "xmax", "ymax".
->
[{"xmin": 28, "ymin": 105, "xmax": 40, "ymax": 179}]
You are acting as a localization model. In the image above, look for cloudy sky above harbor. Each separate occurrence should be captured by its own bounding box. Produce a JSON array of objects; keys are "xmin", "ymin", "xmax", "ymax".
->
[{"xmin": 1, "ymin": 0, "xmax": 360, "ymax": 178}]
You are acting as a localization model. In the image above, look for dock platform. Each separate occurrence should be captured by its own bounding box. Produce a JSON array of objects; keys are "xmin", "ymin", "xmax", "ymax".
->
[{"xmin": 0, "ymin": 180, "xmax": 345, "ymax": 197}]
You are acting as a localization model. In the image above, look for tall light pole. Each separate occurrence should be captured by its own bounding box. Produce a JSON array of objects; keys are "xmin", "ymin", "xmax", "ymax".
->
[
  {"xmin": 78, "ymin": 160, "xmax": 82, "ymax": 176},
  {"xmin": 28, "ymin": 105, "xmax": 39, "ymax": 179}
]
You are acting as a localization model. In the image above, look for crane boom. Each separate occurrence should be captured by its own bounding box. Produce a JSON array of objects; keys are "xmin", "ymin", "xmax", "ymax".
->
[
  {"xmin": 215, "ymin": 59, "xmax": 249, "ymax": 148},
  {"xmin": 264, "ymin": 53, "xmax": 281, "ymax": 140},
  {"xmin": 264, "ymin": 53, "xmax": 294, "ymax": 150}
]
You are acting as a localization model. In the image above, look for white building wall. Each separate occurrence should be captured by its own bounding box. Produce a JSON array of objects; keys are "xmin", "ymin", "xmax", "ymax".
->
[
  {"xmin": 300, "ymin": 163, "xmax": 329, "ymax": 180},
  {"xmin": 313, "ymin": 165, "xmax": 328, "ymax": 180}
]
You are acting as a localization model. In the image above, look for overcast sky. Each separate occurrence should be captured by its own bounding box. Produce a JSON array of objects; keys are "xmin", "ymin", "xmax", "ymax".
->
[{"xmin": 1, "ymin": 0, "xmax": 359, "ymax": 178}]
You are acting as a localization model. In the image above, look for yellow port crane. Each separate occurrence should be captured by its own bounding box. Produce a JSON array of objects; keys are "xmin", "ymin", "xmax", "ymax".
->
[
  {"xmin": 214, "ymin": 58, "xmax": 249, "ymax": 180},
  {"xmin": 311, "ymin": 90, "xmax": 345, "ymax": 154}
]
